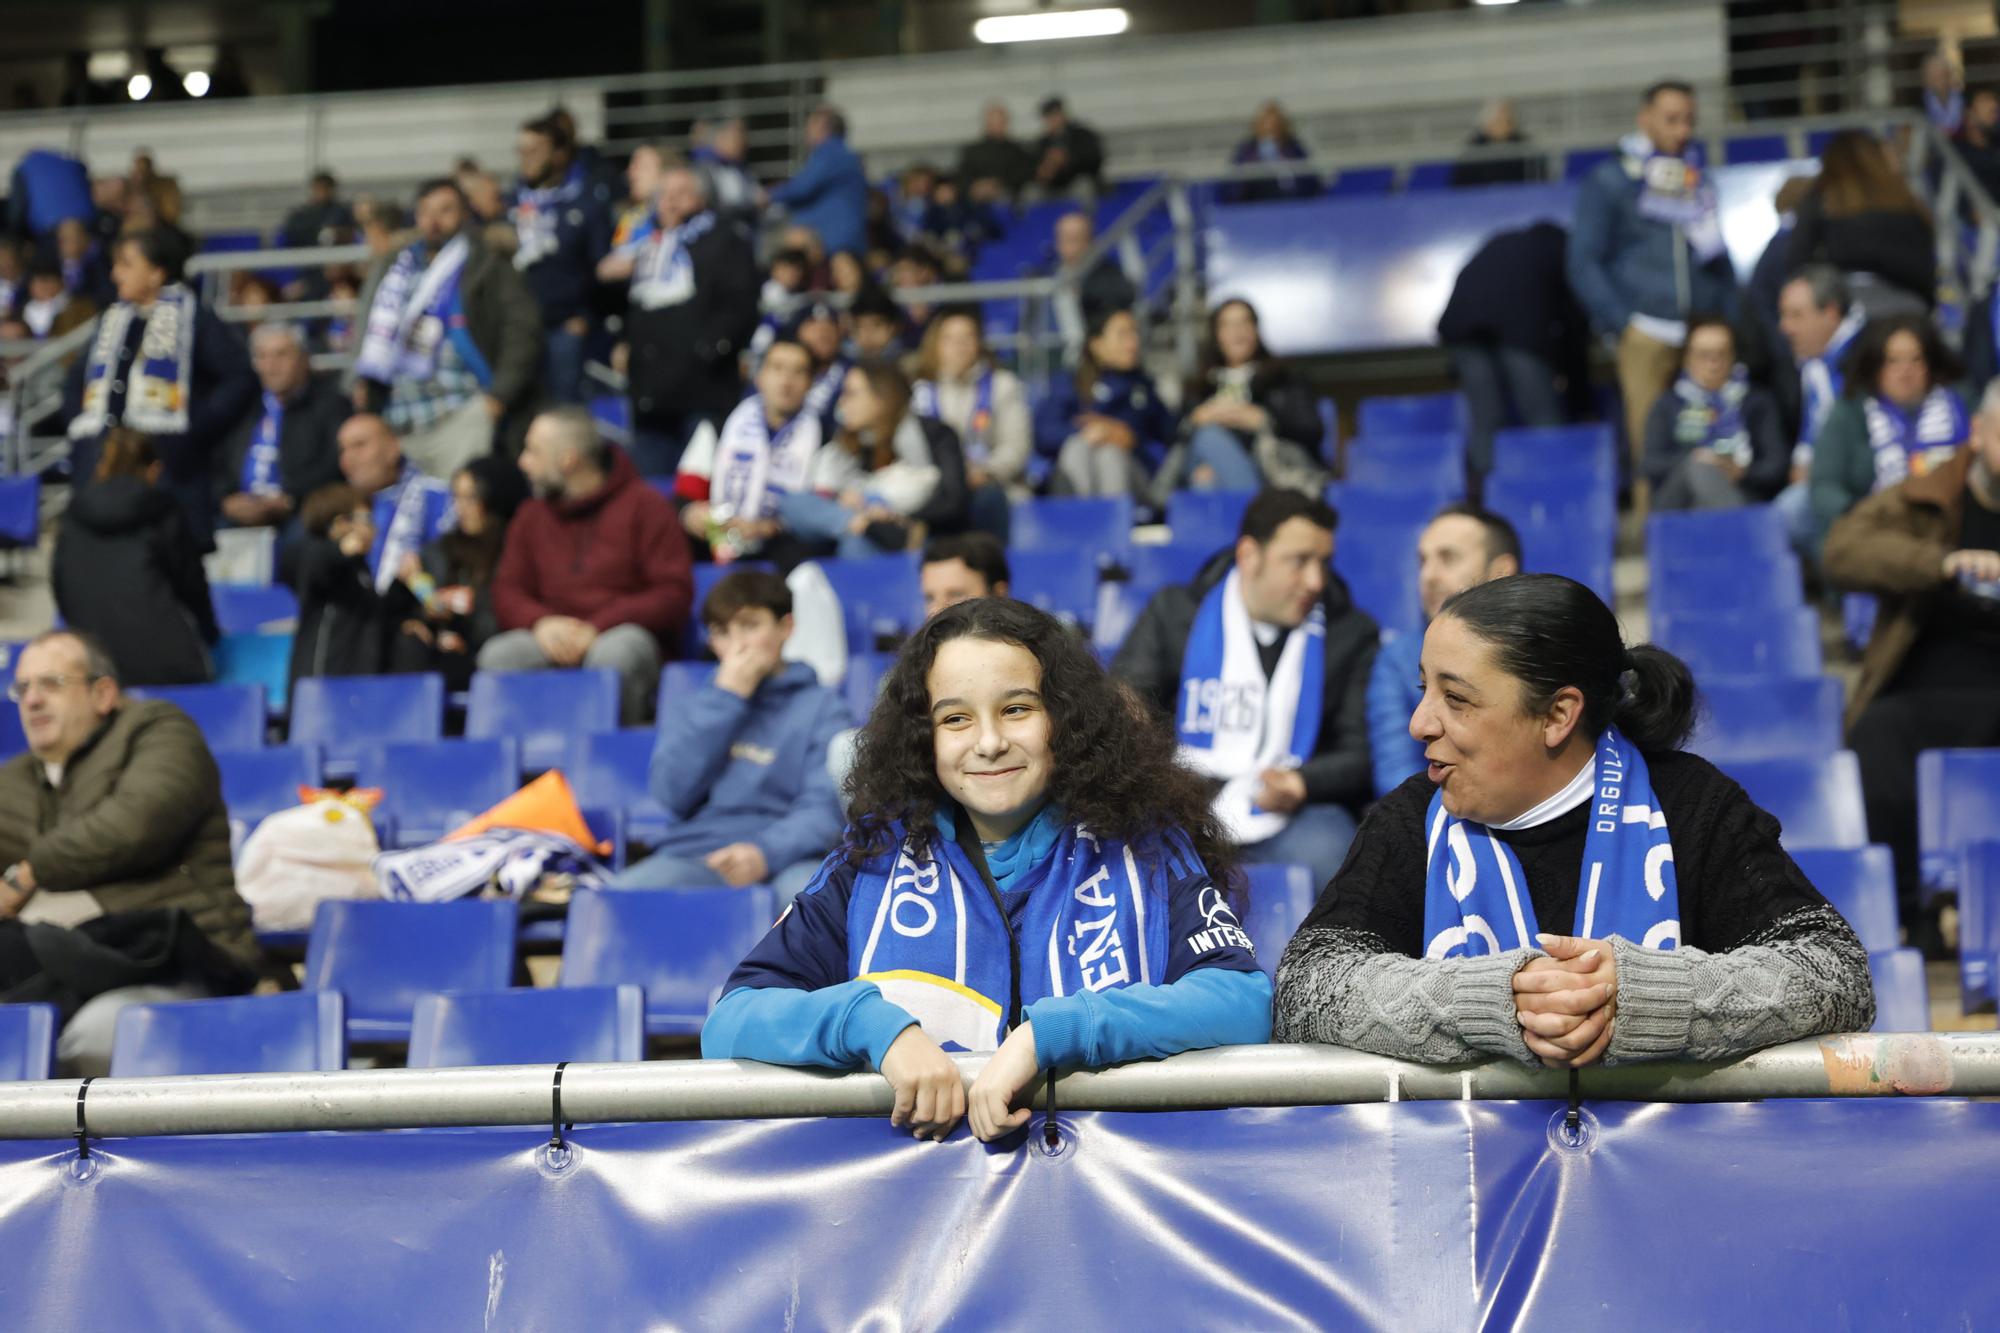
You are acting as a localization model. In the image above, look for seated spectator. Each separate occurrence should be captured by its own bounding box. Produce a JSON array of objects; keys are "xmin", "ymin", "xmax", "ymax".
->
[
  {"xmin": 290, "ymin": 482, "xmax": 423, "ymax": 684},
  {"xmin": 691, "ymin": 117, "xmax": 760, "ymax": 234},
  {"xmin": 279, "ymin": 170, "xmax": 356, "ymax": 250},
  {"xmin": 676, "ymin": 335, "xmax": 821, "ymax": 561},
  {"xmin": 509, "ymin": 112, "xmax": 613, "ymax": 406},
  {"xmin": 1824, "ymin": 380, "xmax": 2000, "ymax": 947},
  {"xmin": 1450, "ymin": 98, "xmax": 1542, "ymax": 188},
  {"xmin": 1924, "ymin": 50, "xmax": 1964, "ymax": 134},
  {"xmin": 701, "ymin": 598, "xmax": 1269, "ymax": 1142},
  {"xmin": 1773, "ymin": 265, "xmax": 1866, "ymax": 552},
  {"xmin": 1112, "ymin": 490, "xmax": 1378, "ymax": 891},
  {"xmin": 957, "ymin": 100, "xmax": 1035, "ymax": 204},
  {"xmin": 1049, "ymin": 209, "xmax": 1136, "ymax": 356},
  {"xmin": 18, "ymin": 258, "xmax": 94, "ymax": 341},
  {"xmin": 1787, "ymin": 132, "xmax": 1935, "ymax": 317},
  {"xmin": 1273, "ymin": 574, "xmax": 1875, "ymax": 1065},
  {"xmin": 921, "ymin": 532, "xmax": 1011, "ymax": 618},
  {"xmin": 481, "ymin": 407, "xmax": 692, "ymax": 723},
  {"xmin": 331, "ymin": 413, "xmax": 456, "ymax": 593},
  {"xmin": 1642, "ymin": 316, "xmax": 1789, "ymax": 510},
  {"xmin": 350, "ymin": 178, "xmax": 541, "ymax": 477},
  {"xmin": 53, "ymin": 429, "xmax": 217, "ymax": 687},
  {"xmin": 779, "ymin": 360, "xmax": 967, "ymax": 560},
  {"xmin": 1178, "ymin": 298, "xmax": 1325, "ymax": 494},
  {"xmin": 892, "ymin": 165, "xmax": 939, "ymax": 241},
  {"xmin": 847, "ymin": 284, "xmax": 908, "ymax": 361},
  {"xmin": 1035, "ymin": 308, "xmax": 1175, "ymax": 502},
  {"xmin": 63, "ymin": 226, "xmax": 256, "ymax": 551},
  {"xmin": 745, "ymin": 247, "xmax": 810, "ymax": 370},
  {"xmin": 793, "ymin": 300, "xmax": 851, "ymax": 437},
  {"xmin": 1366, "ymin": 505, "xmax": 1521, "ymax": 797},
  {"xmin": 911, "ymin": 306, "xmax": 1028, "ymax": 534},
  {"xmin": 1953, "ymin": 87, "xmax": 2000, "ymax": 203},
  {"xmin": 52, "ymin": 216, "xmax": 114, "ymax": 309},
  {"xmin": 216, "ymin": 322, "xmax": 350, "ymax": 533},
  {"xmin": 394, "ymin": 456, "xmax": 529, "ymax": 693},
  {"xmin": 0, "ymin": 629, "xmax": 259, "ymax": 1076},
  {"xmin": 769, "ymin": 105, "xmax": 867, "ymax": 258},
  {"xmin": 889, "ymin": 243, "xmax": 944, "ymax": 331},
  {"xmin": 1439, "ymin": 222, "xmax": 1585, "ymax": 477},
  {"xmin": 1220, "ymin": 100, "xmax": 1320, "ymax": 204},
  {"xmin": 612, "ymin": 569, "xmax": 851, "ymax": 904},
  {"xmin": 826, "ymin": 250, "xmax": 866, "ymax": 299},
  {"xmin": 918, "ymin": 177, "xmax": 1005, "ymax": 268},
  {"xmin": 1810, "ymin": 315, "xmax": 1968, "ymax": 548},
  {"xmin": 1034, "ymin": 95, "xmax": 1106, "ymax": 195},
  {"xmin": 604, "ymin": 163, "xmax": 759, "ymax": 478}
]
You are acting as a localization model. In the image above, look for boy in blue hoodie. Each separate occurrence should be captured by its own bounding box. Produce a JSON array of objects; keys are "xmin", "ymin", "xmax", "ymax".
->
[{"xmin": 611, "ymin": 569, "xmax": 852, "ymax": 903}]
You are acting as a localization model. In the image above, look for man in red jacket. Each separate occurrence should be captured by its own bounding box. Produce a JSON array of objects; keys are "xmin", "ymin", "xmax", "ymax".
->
[{"xmin": 480, "ymin": 406, "xmax": 692, "ymax": 722}]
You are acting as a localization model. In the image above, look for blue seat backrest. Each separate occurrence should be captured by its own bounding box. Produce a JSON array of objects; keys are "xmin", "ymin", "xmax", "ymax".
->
[
  {"xmin": 1721, "ymin": 751, "xmax": 1868, "ymax": 850},
  {"xmin": 1791, "ymin": 846, "xmax": 1900, "ymax": 954},
  {"xmin": 1917, "ymin": 748, "xmax": 2000, "ymax": 893},
  {"xmin": 1324, "ymin": 480, "xmax": 1458, "ymax": 529},
  {"xmin": 814, "ymin": 553, "xmax": 923, "ymax": 650},
  {"xmin": 1867, "ymin": 949, "xmax": 1931, "ymax": 1032},
  {"xmin": 1344, "ymin": 433, "xmax": 1466, "ymax": 491},
  {"xmin": 843, "ymin": 651, "xmax": 893, "ymax": 723},
  {"xmin": 0, "ymin": 1003, "xmax": 57, "ymax": 1081},
  {"xmin": 1490, "ymin": 424, "xmax": 1616, "ymax": 481},
  {"xmin": 466, "ymin": 668, "xmax": 620, "ymax": 774},
  {"xmin": 1011, "ymin": 495, "xmax": 1134, "ymax": 561},
  {"xmin": 1242, "ymin": 864, "xmax": 1317, "ymax": 978},
  {"xmin": 1356, "ymin": 392, "xmax": 1465, "ymax": 438},
  {"xmin": 1647, "ymin": 507, "xmax": 1789, "ymax": 568},
  {"xmin": 214, "ymin": 743, "xmax": 323, "ymax": 828},
  {"xmin": 1957, "ymin": 839, "xmax": 2000, "ymax": 1013},
  {"xmin": 110, "ymin": 991, "xmax": 345, "ymax": 1077},
  {"xmin": 1651, "ymin": 554, "xmax": 1804, "ymax": 617},
  {"xmin": 304, "ymin": 898, "xmax": 519, "ymax": 1042},
  {"xmin": 1009, "ymin": 549, "xmax": 1102, "ymax": 629},
  {"xmin": 1406, "ymin": 161, "xmax": 1454, "ymax": 191},
  {"xmin": 1166, "ymin": 490, "xmax": 1256, "ymax": 552},
  {"xmin": 562, "ymin": 729, "xmax": 658, "ymax": 815},
  {"xmin": 212, "ymin": 584, "xmax": 301, "ymax": 635},
  {"xmin": 1564, "ymin": 147, "xmax": 1615, "ymax": 181},
  {"xmin": 350, "ymin": 737, "xmax": 523, "ymax": 846},
  {"xmin": 1726, "ymin": 133, "xmax": 1790, "ymax": 164},
  {"xmin": 213, "ymin": 632, "xmax": 293, "ymax": 713},
  {"xmin": 1328, "ymin": 165, "xmax": 1394, "ymax": 197},
  {"xmin": 1333, "ymin": 517, "xmax": 1427, "ymax": 639},
  {"xmin": 560, "ymin": 886, "xmax": 778, "ymax": 1036},
  {"xmin": 126, "ymin": 682, "xmax": 267, "ymax": 751},
  {"xmin": 1119, "ymin": 542, "xmax": 1215, "ymax": 592},
  {"xmin": 1093, "ymin": 582, "xmax": 1153, "ymax": 659},
  {"xmin": 0, "ymin": 475, "xmax": 40, "ymax": 546},
  {"xmin": 1688, "ymin": 676, "xmax": 1843, "ymax": 763},
  {"xmin": 658, "ymin": 661, "xmax": 719, "ymax": 717},
  {"xmin": 1653, "ymin": 608, "xmax": 1823, "ymax": 679},
  {"xmin": 407, "ymin": 985, "xmax": 645, "ymax": 1067},
  {"xmin": 288, "ymin": 673, "xmax": 446, "ymax": 778}
]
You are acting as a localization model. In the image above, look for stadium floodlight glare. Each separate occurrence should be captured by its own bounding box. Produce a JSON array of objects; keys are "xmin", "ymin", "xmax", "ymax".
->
[
  {"xmin": 973, "ymin": 7, "xmax": 1130, "ymax": 43},
  {"xmin": 126, "ymin": 73, "xmax": 152, "ymax": 101},
  {"xmin": 183, "ymin": 70, "xmax": 211, "ymax": 97},
  {"xmin": 1473, "ymin": 0, "xmax": 1520, "ymax": 6}
]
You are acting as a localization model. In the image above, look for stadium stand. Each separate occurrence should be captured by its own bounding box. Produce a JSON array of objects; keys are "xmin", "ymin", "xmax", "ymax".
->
[{"xmin": 109, "ymin": 992, "xmax": 346, "ymax": 1077}]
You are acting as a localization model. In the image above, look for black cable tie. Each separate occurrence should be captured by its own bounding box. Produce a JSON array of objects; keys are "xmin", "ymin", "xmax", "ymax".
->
[
  {"xmin": 1563, "ymin": 1067, "xmax": 1582, "ymax": 1141},
  {"xmin": 74, "ymin": 1076, "xmax": 94, "ymax": 1161},
  {"xmin": 549, "ymin": 1062, "xmax": 571, "ymax": 1154},
  {"xmin": 1042, "ymin": 1070, "xmax": 1059, "ymax": 1149}
]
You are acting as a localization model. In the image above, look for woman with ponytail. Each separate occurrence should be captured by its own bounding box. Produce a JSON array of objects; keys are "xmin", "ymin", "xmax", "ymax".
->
[{"xmin": 1273, "ymin": 574, "xmax": 1875, "ymax": 1067}]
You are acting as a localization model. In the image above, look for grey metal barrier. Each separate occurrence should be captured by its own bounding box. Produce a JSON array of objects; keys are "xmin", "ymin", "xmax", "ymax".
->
[{"xmin": 0, "ymin": 1033, "xmax": 1991, "ymax": 1141}]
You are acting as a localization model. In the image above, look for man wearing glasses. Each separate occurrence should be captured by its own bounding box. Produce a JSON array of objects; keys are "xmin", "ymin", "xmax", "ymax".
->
[{"xmin": 0, "ymin": 630, "xmax": 257, "ymax": 1074}]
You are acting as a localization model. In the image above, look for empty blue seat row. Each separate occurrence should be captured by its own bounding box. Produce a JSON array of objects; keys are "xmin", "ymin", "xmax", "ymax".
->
[
  {"xmin": 1918, "ymin": 748, "xmax": 2000, "ymax": 897},
  {"xmin": 1654, "ymin": 607, "xmax": 1823, "ymax": 679},
  {"xmin": 1647, "ymin": 506, "xmax": 1789, "ymax": 569},
  {"xmin": 1688, "ymin": 676, "xmax": 1843, "ymax": 764},
  {"xmin": 1720, "ymin": 751, "xmax": 1867, "ymax": 851}
]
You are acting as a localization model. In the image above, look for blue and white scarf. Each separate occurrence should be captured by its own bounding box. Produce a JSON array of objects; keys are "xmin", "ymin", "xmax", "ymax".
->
[
  {"xmin": 241, "ymin": 390, "xmax": 285, "ymax": 497},
  {"xmin": 1423, "ymin": 728, "xmax": 1680, "ymax": 959},
  {"xmin": 509, "ymin": 171, "xmax": 585, "ymax": 271},
  {"xmin": 1861, "ymin": 387, "xmax": 1967, "ymax": 491},
  {"xmin": 631, "ymin": 210, "xmax": 716, "ymax": 311},
  {"xmin": 1175, "ymin": 568, "xmax": 1325, "ymax": 844},
  {"xmin": 69, "ymin": 285, "xmax": 198, "ymax": 440},
  {"xmin": 353, "ymin": 235, "xmax": 481, "ymax": 387},
  {"xmin": 805, "ymin": 357, "xmax": 850, "ymax": 428},
  {"xmin": 368, "ymin": 463, "xmax": 454, "ymax": 593},
  {"xmin": 1796, "ymin": 306, "xmax": 1866, "ymax": 466},
  {"xmin": 913, "ymin": 370, "xmax": 996, "ymax": 467},
  {"xmin": 1669, "ymin": 367, "xmax": 1753, "ymax": 467},
  {"xmin": 1620, "ymin": 132, "xmax": 1724, "ymax": 262},
  {"xmin": 711, "ymin": 393, "xmax": 821, "ymax": 521},
  {"xmin": 377, "ymin": 828, "xmax": 606, "ymax": 903},
  {"xmin": 845, "ymin": 819, "xmax": 1177, "ymax": 1052}
]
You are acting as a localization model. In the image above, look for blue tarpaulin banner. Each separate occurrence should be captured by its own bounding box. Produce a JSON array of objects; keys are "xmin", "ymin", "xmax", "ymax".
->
[{"xmin": 0, "ymin": 1099, "xmax": 1994, "ymax": 1328}]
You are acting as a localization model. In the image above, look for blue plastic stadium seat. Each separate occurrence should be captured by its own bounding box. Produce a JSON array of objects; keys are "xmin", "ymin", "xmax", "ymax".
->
[
  {"xmin": 1480, "ymin": 472, "xmax": 1616, "ymax": 601},
  {"xmin": 1490, "ymin": 424, "xmax": 1617, "ymax": 482},
  {"xmin": 1805, "ymin": 129, "xmax": 1836, "ymax": 157},
  {"xmin": 1328, "ymin": 165, "xmax": 1394, "ymax": 197},
  {"xmin": 1957, "ymin": 839, "xmax": 2000, "ymax": 1013},
  {"xmin": 1324, "ymin": 481, "xmax": 1456, "ymax": 529},
  {"xmin": 467, "ymin": 668, "xmax": 620, "ymax": 774},
  {"xmin": 1119, "ymin": 541, "xmax": 1214, "ymax": 591},
  {"xmin": 843, "ymin": 650, "xmax": 893, "ymax": 722},
  {"xmin": 1721, "ymin": 752, "xmax": 1868, "ymax": 851},
  {"xmin": 589, "ymin": 395, "xmax": 632, "ymax": 433},
  {"xmin": 0, "ymin": 708, "xmax": 23, "ymax": 762},
  {"xmin": 1650, "ymin": 553, "xmax": 1804, "ymax": 618},
  {"xmin": 126, "ymin": 682, "xmax": 267, "ymax": 751},
  {"xmin": 1009, "ymin": 549, "xmax": 1102, "ymax": 630},
  {"xmin": 1166, "ymin": 490, "xmax": 1256, "ymax": 552},
  {"xmin": 1333, "ymin": 518, "xmax": 1427, "ymax": 640},
  {"xmin": 1917, "ymin": 748, "xmax": 2000, "ymax": 895},
  {"xmin": 815, "ymin": 553, "xmax": 923, "ymax": 651},
  {"xmin": 304, "ymin": 898, "xmax": 519, "ymax": 1043},
  {"xmin": 1653, "ymin": 608, "xmax": 1823, "ymax": 679},
  {"xmin": 561, "ymin": 729, "xmax": 668, "ymax": 846},
  {"xmin": 0, "ymin": 475, "xmax": 40, "ymax": 547},
  {"xmin": 688, "ymin": 559, "xmax": 775, "ymax": 654},
  {"xmin": 1406, "ymin": 161, "xmax": 1455, "ymax": 191},
  {"xmin": 351, "ymin": 737, "xmax": 523, "ymax": 847},
  {"xmin": 1344, "ymin": 433, "xmax": 1466, "ymax": 493},
  {"xmin": 213, "ymin": 631, "xmax": 293, "ymax": 713},
  {"xmin": 1867, "ymin": 948, "xmax": 1931, "ymax": 1032},
  {"xmin": 407, "ymin": 985, "xmax": 645, "ymax": 1067},
  {"xmin": 1564, "ymin": 147, "xmax": 1615, "ymax": 181},
  {"xmin": 212, "ymin": 584, "xmax": 301, "ymax": 635},
  {"xmin": 657, "ymin": 660, "xmax": 719, "ymax": 716},
  {"xmin": 1317, "ymin": 397, "xmax": 1340, "ymax": 466},
  {"xmin": 110, "ymin": 991, "xmax": 346, "ymax": 1077},
  {"xmin": 1011, "ymin": 496, "xmax": 1133, "ymax": 562},
  {"xmin": 288, "ymin": 673, "xmax": 446, "ymax": 779},
  {"xmin": 1726, "ymin": 133, "xmax": 1790, "ymax": 164},
  {"xmin": 1647, "ymin": 507, "xmax": 1789, "ymax": 568},
  {"xmin": 214, "ymin": 743, "xmax": 322, "ymax": 839},
  {"xmin": 560, "ymin": 886, "xmax": 777, "ymax": 1036},
  {"xmin": 1356, "ymin": 392, "xmax": 1465, "ymax": 438},
  {"xmin": 1093, "ymin": 582, "xmax": 1153, "ymax": 658},
  {"xmin": 1688, "ymin": 676, "xmax": 1843, "ymax": 763},
  {"xmin": 1242, "ymin": 863, "xmax": 1317, "ymax": 979},
  {"xmin": 1792, "ymin": 846, "xmax": 1900, "ymax": 954},
  {"xmin": 0, "ymin": 1004, "xmax": 57, "ymax": 1081}
]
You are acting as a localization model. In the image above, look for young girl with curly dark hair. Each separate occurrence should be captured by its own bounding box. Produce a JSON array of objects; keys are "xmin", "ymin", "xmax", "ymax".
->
[{"xmin": 702, "ymin": 597, "xmax": 1272, "ymax": 1142}]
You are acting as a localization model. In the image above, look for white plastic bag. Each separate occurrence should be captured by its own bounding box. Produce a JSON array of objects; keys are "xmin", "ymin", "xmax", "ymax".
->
[{"xmin": 234, "ymin": 799, "xmax": 382, "ymax": 931}]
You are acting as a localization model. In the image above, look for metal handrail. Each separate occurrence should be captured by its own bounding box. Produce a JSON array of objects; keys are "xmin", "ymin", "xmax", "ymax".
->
[{"xmin": 0, "ymin": 1033, "xmax": 1988, "ymax": 1140}]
